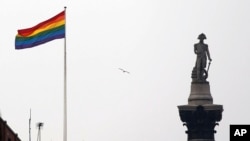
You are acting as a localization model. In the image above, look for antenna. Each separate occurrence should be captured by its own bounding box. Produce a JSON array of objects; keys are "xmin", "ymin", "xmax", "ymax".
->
[{"xmin": 37, "ymin": 122, "xmax": 44, "ymax": 141}]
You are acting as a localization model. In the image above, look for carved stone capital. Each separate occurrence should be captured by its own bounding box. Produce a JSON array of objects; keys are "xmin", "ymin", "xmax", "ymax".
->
[{"xmin": 178, "ymin": 105, "xmax": 223, "ymax": 140}]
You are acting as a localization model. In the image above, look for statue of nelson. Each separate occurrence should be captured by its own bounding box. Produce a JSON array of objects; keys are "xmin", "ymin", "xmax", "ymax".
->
[{"xmin": 194, "ymin": 33, "xmax": 212, "ymax": 81}]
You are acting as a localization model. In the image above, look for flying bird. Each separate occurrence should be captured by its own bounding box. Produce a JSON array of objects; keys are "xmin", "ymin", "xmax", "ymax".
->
[{"xmin": 119, "ymin": 68, "xmax": 130, "ymax": 74}]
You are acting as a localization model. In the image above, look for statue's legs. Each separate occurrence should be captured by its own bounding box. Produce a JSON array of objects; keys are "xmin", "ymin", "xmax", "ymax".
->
[
  {"xmin": 196, "ymin": 59, "xmax": 201, "ymax": 80},
  {"xmin": 196, "ymin": 57, "xmax": 208, "ymax": 81},
  {"xmin": 201, "ymin": 58, "xmax": 207, "ymax": 69}
]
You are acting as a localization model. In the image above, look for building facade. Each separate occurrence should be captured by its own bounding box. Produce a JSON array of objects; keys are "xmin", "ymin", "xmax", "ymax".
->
[{"xmin": 0, "ymin": 117, "xmax": 21, "ymax": 141}]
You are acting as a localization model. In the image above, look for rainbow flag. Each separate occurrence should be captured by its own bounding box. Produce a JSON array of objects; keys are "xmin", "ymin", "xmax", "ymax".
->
[{"xmin": 15, "ymin": 10, "xmax": 65, "ymax": 49}]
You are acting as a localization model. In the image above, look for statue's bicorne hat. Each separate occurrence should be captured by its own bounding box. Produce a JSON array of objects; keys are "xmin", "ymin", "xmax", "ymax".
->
[{"xmin": 198, "ymin": 33, "xmax": 206, "ymax": 40}]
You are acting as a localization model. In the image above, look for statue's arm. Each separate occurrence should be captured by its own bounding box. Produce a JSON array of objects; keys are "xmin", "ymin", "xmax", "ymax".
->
[
  {"xmin": 194, "ymin": 44, "xmax": 197, "ymax": 54},
  {"xmin": 206, "ymin": 46, "xmax": 212, "ymax": 61}
]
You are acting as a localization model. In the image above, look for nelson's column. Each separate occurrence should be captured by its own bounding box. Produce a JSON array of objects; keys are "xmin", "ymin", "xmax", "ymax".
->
[{"xmin": 178, "ymin": 33, "xmax": 223, "ymax": 141}]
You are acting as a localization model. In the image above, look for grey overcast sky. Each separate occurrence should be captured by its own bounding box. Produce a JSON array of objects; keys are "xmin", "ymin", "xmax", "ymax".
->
[{"xmin": 0, "ymin": 0, "xmax": 250, "ymax": 141}]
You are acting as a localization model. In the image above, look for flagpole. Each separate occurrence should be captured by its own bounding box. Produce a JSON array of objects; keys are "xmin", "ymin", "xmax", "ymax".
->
[
  {"xmin": 29, "ymin": 109, "xmax": 31, "ymax": 141},
  {"xmin": 63, "ymin": 6, "xmax": 67, "ymax": 141}
]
